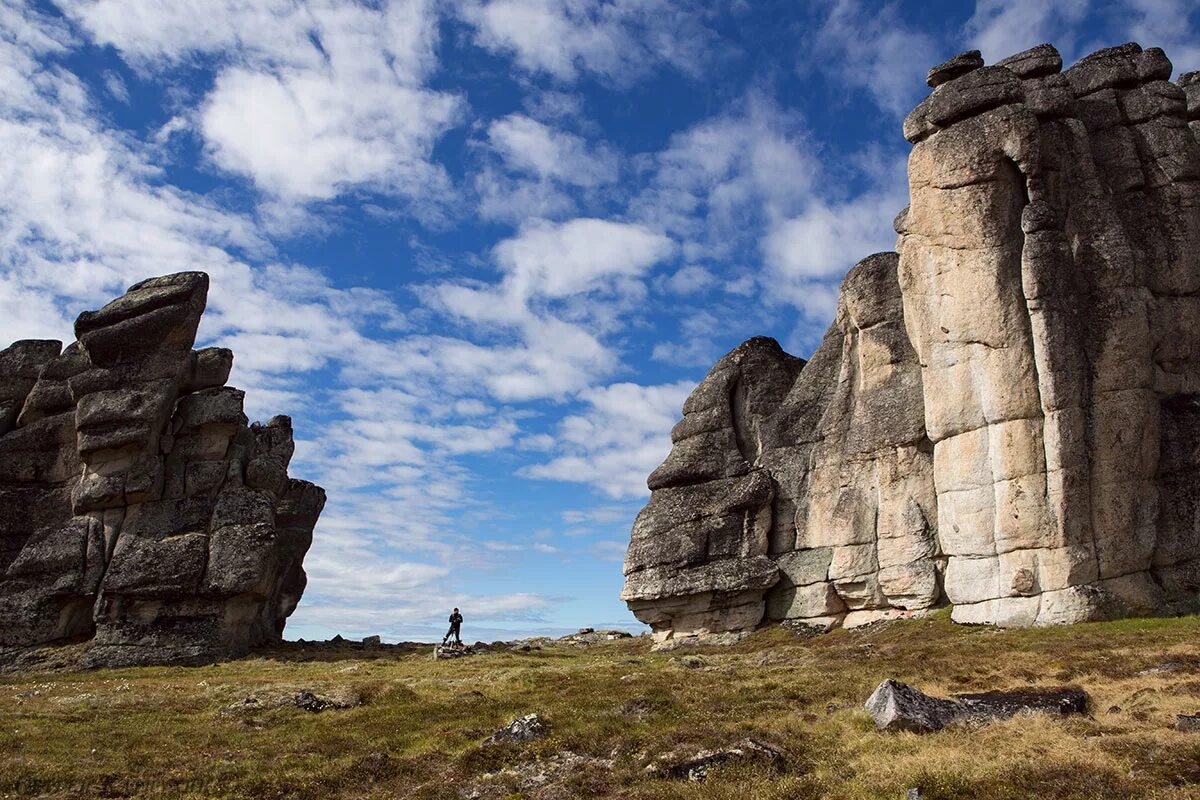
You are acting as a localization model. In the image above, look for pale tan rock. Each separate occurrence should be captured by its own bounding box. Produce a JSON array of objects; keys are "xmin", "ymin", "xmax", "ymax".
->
[{"xmin": 623, "ymin": 41, "xmax": 1200, "ymax": 637}]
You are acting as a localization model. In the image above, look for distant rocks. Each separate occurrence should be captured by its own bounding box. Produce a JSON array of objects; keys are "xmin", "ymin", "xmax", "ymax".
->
[
  {"xmin": 0, "ymin": 273, "xmax": 324, "ymax": 669},
  {"xmin": 434, "ymin": 643, "xmax": 476, "ymax": 660},
  {"xmin": 865, "ymin": 680, "xmax": 1089, "ymax": 733}
]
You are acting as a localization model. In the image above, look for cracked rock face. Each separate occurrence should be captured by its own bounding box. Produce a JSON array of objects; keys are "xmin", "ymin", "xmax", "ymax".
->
[
  {"xmin": 0, "ymin": 272, "xmax": 325, "ymax": 667},
  {"xmin": 623, "ymin": 41, "xmax": 1200, "ymax": 641}
]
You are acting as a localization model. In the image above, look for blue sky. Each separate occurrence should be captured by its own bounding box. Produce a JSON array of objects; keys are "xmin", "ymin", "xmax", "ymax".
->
[{"xmin": 2, "ymin": 0, "xmax": 1198, "ymax": 642}]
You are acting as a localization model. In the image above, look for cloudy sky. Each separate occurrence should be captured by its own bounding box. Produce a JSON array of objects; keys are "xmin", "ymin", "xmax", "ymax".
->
[{"xmin": 3, "ymin": 0, "xmax": 1198, "ymax": 642}]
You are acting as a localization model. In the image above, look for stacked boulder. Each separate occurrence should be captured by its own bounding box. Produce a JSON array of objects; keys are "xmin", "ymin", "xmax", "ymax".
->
[
  {"xmin": 0, "ymin": 273, "xmax": 324, "ymax": 667},
  {"xmin": 623, "ymin": 42, "xmax": 1200, "ymax": 643}
]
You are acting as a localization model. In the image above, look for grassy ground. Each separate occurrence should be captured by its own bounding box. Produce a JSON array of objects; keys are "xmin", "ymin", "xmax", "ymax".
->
[{"xmin": 6, "ymin": 612, "xmax": 1200, "ymax": 799}]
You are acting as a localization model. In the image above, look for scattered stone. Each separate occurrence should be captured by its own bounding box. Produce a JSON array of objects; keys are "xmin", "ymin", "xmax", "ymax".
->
[
  {"xmin": 434, "ymin": 643, "xmax": 475, "ymax": 660},
  {"xmin": 907, "ymin": 788, "xmax": 925, "ymax": 800},
  {"xmin": 0, "ymin": 273, "xmax": 325, "ymax": 669},
  {"xmin": 362, "ymin": 635, "xmax": 381, "ymax": 646},
  {"xmin": 865, "ymin": 680, "xmax": 1089, "ymax": 733},
  {"xmin": 293, "ymin": 689, "xmax": 358, "ymax": 713},
  {"xmin": 1108, "ymin": 705, "xmax": 1122, "ymax": 714},
  {"xmin": 557, "ymin": 628, "xmax": 635, "ymax": 647},
  {"xmin": 486, "ymin": 713, "xmax": 548, "ymax": 745},
  {"xmin": 647, "ymin": 738, "xmax": 785, "ymax": 782},
  {"xmin": 218, "ymin": 687, "xmax": 360, "ymax": 716},
  {"xmin": 927, "ymin": 49, "xmax": 984, "ymax": 87},
  {"xmin": 468, "ymin": 750, "xmax": 614, "ymax": 798}
]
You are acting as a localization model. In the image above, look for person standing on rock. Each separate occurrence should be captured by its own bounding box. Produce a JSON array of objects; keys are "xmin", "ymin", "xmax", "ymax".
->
[{"xmin": 443, "ymin": 608, "xmax": 463, "ymax": 646}]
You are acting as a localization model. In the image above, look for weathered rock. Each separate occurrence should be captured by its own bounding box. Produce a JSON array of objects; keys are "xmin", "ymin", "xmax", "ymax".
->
[
  {"xmin": 646, "ymin": 738, "xmax": 785, "ymax": 782},
  {"xmin": 623, "ymin": 41, "xmax": 1200, "ymax": 637},
  {"xmin": 927, "ymin": 50, "xmax": 984, "ymax": 88},
  {"xmin": 866, "ymin": 680, "xmax": 1089, "ymax": 733},
  {"xmin": 0, "ymin": 273, "xmax": 324, "ymax": 668},
  {"xmin": 486, "ymin": 713, "xmax": 548, "ymax": 745}
]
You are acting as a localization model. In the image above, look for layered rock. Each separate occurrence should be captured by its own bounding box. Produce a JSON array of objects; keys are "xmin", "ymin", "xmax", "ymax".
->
[
  {"xmin": 623, "ymin": 42, "xmax": 1200, "ymax": 641},
  {"xmin": 0, "ymin": 273, "xmax": 324, "ymax": 667}
]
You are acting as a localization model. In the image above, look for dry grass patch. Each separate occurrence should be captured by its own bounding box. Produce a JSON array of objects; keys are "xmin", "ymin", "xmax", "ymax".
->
[{"xmin": 4, "ymin": 614, "xmax": 1200, "ymax": 798}]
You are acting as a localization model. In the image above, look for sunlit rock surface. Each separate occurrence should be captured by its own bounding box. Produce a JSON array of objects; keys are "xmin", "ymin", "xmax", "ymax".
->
[{"xmin": 624, "ymin": 42, "xmax": 1200, "ymax": 642}]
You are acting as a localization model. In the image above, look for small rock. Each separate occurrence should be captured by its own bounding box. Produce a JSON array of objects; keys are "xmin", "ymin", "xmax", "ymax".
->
[
  {"xmin": 907, "ymin": 788, "xmax": 925, "ymax": 799},
  {"xmin": 577, "ymin": 627, "xmax": 594, "ymax": 635},
  {"xmin": 1108, "ymin": 705, "xmax": 1121, "ymax": 714},
  {"xmin": 486, "ymin": 713, "xmax": 548, "ymax": 745},
  {"xmin": 293, "ymin": 689, "xmax": 357, "ymax": 713},
  {"xmin": 361, "ymin": 635, "xmax": 381, "ymax": 646},
  {"xmin": 1176, "ymin": 713, "xmax": 1200, "ymax": 732}
]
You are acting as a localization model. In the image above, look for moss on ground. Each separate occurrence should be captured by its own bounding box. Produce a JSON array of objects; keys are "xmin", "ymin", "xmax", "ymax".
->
[{"xmin": 6, "ymin": 612, "xmax": 1200, "ymax": 798}]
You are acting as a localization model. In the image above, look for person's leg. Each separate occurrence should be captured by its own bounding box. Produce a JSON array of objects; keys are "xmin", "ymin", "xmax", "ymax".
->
[{"xmin": 454, "ymin": 626, "xmax": 462, "ymax": 644}]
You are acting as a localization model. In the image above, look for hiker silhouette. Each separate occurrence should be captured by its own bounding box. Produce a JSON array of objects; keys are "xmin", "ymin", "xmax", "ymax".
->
[{"xmin": 442, "ymin": 608, "xmax": 463, "ymax": 646}]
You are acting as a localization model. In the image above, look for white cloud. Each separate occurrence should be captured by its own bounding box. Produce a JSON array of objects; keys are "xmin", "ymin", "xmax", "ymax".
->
[
  {"xmin": 803, "ymin": 0, "xmax": 939, "ymax": 118},
  {"xmin": 494, "ymin": 218, "xmax": 674, "ymax": 298},
  {"xmin": 662, "ymin": 265, "xmax": 717, "ymax": 294},
  {"xmin": 200, "ymin": 67, "xmax": 460, "ymax": 204},
  {"xmin": 523, "ymin": 380, "xmax": 694, "ymax": 498},
  {"xmin": 487, "ymin": 113, "xmax": 618, "ymax": 186},
  {"xmin": 61, "ymin": 0, "xmax": 464, "ymax": 213},
  {"xmin": 1118, "ymin": 0, "xmax": 1200, "ymax": 73},
  {"xmin": 459, "ymin": 0, "xmax": 716, "ymax": 84},
  {"xmin": 965, "ymin": 0, "xmax": 1091, "ymax": 64},
  {"xmin": 631, "ymin": 93, "xmax": 815, "ymax": 264}
]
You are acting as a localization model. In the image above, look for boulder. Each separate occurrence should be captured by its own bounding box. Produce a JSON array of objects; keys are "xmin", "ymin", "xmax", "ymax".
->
[{"xmin": 0, "ymin": 273, "xmax": 324, "ymax": 668}]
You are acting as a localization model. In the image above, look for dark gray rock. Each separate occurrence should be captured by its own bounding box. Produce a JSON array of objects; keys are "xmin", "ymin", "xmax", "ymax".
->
[
  {"xmin": 865, "ymin": 680, "xmax": 1089, "ymax": 733},
  {"xmin": 865, "ymin": 679, "xmax": 965, "ymax": 733},
  {"xmin": 996, "ymin": 43, "xmax": 1062, "ymax": 78},
  {"xmin": 927, "ymin": 50, "xmax": 983, "ymax": 88},
  {"xmin": 0, "ymin": 273, "xmax": 324, "ymax": 669}
]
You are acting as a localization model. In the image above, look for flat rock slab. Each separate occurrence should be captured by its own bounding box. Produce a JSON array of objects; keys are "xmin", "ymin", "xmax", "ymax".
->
[
  {"xmin": 647, "ymin": 737, "xmax": 785, "ymax": 782},
  {"xmin": 866, "ymin": 679, "xmax": 1089, "ymax": 733}
]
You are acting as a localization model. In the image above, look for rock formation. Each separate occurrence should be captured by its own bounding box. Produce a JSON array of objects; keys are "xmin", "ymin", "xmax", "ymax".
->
[
  {"xmin": 623, "ymin": 42, "xmax": 1200, "ymax": 642},
  {"xmin": 0, "ymin": 273, "xmax": 324, "ymax": 667}
]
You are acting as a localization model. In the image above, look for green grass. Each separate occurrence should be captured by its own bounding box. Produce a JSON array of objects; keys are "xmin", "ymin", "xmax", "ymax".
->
[{"xmin": 6, "ymin": 613, "xmax": 1200, "ymax": 798}]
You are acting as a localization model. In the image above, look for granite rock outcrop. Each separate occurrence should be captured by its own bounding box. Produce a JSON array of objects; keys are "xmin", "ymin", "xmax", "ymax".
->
[
  {"xmin": 0, "ymin": 273, "xmax": 324, "ymax": 667},
  {"xmin": 623, "ymin": 42, "xmax": 1200, "ymax": 642}
]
